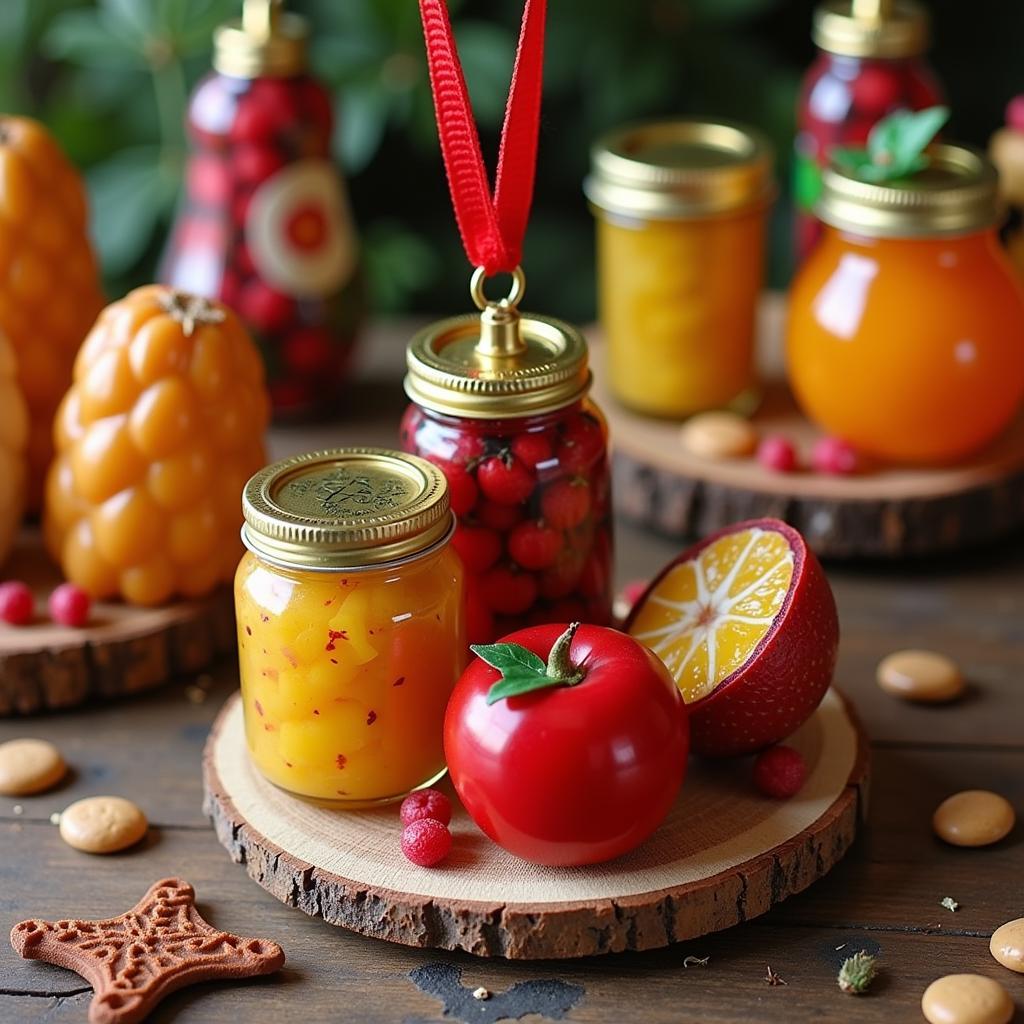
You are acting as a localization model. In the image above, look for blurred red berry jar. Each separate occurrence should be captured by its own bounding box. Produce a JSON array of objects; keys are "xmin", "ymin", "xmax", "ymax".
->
[
  {"xmin": 402, "ymin": 270, "xmax": 612, "ymax": 644},
  {"xmin": 795, "ymin": 0, "xmax": 943, "ymax": 263},
  {"xmin": 160, "ymin": 0, "xmax": 363, "ymax": 417}
]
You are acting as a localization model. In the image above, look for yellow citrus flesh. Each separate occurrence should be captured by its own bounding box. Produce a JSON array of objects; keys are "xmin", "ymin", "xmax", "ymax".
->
[{"xmin": 629, "ymin": 527, "xmax": 794, "ymax": 703}]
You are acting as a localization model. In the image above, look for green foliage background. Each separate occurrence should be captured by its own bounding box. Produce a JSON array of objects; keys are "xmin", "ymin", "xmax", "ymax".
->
[{"xmin": 1, "ymin": 0, "xmax": 1021, "ymax": 323}]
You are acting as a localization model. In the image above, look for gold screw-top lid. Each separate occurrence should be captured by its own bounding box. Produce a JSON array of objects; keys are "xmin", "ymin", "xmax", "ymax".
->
[
  {"xmin": 817, "ymin": 143, "xmax": 1001, "ymax": 238},
  {"xmin": 214, "ymin": 0, "xmax": 307, "ymax": 78},
  {"xmin": 404, "ymin": 267, "xmax": 591, "ymax": 420},
  {"xmin": 242, "ymin": 448, "xmax": 453, "ymax": 570},
  {"xmin": 583, "ymin": 119, "xmax": 775, "ymax": 221},
  {"xmin": 812, "ymin": 0, "xmax": 929, "ymax": 59}
]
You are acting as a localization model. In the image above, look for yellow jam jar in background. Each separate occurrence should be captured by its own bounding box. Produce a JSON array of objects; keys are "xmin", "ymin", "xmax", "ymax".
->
[
  {"xmin": 236, "ymin": 447, "xmax": 464, "ymax": 806},
  {"xmin": 585, "ymin": 120, "xmax": 775, "ymax": 418}
]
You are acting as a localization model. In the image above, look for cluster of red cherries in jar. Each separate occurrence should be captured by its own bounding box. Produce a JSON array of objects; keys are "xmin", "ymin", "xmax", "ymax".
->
[
  {"xmin": 400, "ymin": 404, "xmax": 613, "ymax": 644},
  {"xmin": 163, "ymin": 72, "xmax": 360, "ymax": 415}
]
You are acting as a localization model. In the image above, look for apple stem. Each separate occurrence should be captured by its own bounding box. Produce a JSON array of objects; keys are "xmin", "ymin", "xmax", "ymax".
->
[{"xmin": 545, "ymin": 622, "xmax": 585, "ymax": 684}]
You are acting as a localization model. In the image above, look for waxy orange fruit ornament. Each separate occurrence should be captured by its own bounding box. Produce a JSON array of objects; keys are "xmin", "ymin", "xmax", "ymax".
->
[
  {"xmin": 626, "ymin": 519, "xmax": 839, "ymax": 756},
  {"xmin": 44, "ymin": 286, "xmax": 269, "ymax": 606},
  {"xmin": 0, "ymin": 115, "xmax": 104, "ymax": 509},
  {"xmin": 0, "ymin": 332, "xmax": 28, "ymax": 565}
]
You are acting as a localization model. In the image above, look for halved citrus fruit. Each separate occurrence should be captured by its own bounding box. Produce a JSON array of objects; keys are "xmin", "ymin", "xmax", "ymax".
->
[{"xmin": 626, "ymin": 519, "xmax": 838, "ymax": 756}]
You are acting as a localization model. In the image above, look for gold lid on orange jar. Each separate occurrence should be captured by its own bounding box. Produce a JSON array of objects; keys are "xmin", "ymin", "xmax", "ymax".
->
[
  {"xmin": 818, "ymin": 143, "xmax": 1002, "ymax": 238},
  {"xmin": 405, "ymin": 268, "xmax": 591, "ymax": 420},
  {"xmin": 584, "ymin": 119, "xmax": 774, "ymax": 221},
  {"xmin": 241, "ymin": 448, "xmax": 452, "ymax": 570},
  {"xmin": 214, "ymin": 0, "xmax": 307, "ymax": 78},
  {"xmin": 813, "ymin": 0, "xmax": 928, "ymax": 60}
]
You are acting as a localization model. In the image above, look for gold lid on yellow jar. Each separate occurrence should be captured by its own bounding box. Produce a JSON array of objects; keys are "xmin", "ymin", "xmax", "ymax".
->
[
  {"xmin": 242, "ymin": 448, "xmax": 452, "ymax": 570},
  {"xmin": 405, "ymin": 270, "xmax": 590, "ymax": 420},
  {"xmin": 584, "ymin": 119, "xmax": 774, "ymax": 221},
  {"xmin": 214, "ymin": 0, "xmax": 307, "ymax": 78},
  {"xmin": 818, "ymin": 143, "xmax": 1001, "ymax": 238},
  {"xmin": 813, "ymin": 0, "xmax": 928, "ymax": 59}
]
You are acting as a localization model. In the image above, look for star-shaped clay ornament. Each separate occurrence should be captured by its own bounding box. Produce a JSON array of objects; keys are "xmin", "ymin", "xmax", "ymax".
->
[{"xmin": 10, "ymin": 877, "xmax": 284, "ymax": 1024}]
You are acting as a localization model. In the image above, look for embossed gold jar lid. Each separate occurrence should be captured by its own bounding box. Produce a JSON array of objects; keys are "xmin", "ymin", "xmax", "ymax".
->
[
  {"xmin": 214, "ymin": 0, "xmax": 307, "ymax": 78},
  {"xmin": 584, "ymin": 119, "xmax": 775, "ymax": 221},
  {"xmin": 813, "ymin": 0, "xmax": 928, "ymax": 59},
  {"xmin": 405, "ymin": 268, "xmax": 591, "ymax": 420},
  {"xmin": 242, "ymin": 448, "xmax": 452, "ymax": 570},
  {"xmin": 818, "ymin": 143, "xmax": 1001, "ymax": 238}
]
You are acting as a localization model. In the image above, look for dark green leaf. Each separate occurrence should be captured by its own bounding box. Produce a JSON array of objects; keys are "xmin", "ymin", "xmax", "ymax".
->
[
  {"xmin": 485, "ymin": 668, "xmax": 565, "ymax": 705},
  {"xmin": 470, "ymin": 642, "xmax": 546, "ymax": 676}
]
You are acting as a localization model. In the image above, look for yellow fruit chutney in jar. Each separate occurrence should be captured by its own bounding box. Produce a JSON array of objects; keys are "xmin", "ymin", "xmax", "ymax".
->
[
  {"xmin": 235, "ymin": 447, "xmax": 464, "ymax": 807},
  {"xmin": 585, "ymin": 120, "xmax": 775, "ymax": 418}
]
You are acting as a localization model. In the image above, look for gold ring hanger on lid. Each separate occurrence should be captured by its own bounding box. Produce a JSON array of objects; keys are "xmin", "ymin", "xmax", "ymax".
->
[
  {"xmin": 214, "ymin": 0, "xmax": 308, "ymax": 78},
  {"xmin": 813, "ymin": 0, "xmax": 929, "ymax": 59}
]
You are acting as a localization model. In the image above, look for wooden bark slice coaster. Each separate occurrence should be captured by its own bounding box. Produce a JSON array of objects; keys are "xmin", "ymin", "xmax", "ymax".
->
[
  {"xmin": 592, "ymin": 299, "xmax": 1024, "ymax": 559},
  {"xmin": 203, "ymin": 688, "xmax": 869, "ymax": 960},
  {"xmin": 0, "ymin": 531, "xmax": 234, "ymax": 716}
]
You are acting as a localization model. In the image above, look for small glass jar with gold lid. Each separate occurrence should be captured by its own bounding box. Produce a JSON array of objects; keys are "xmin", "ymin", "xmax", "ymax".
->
[
  {"xmin": 235, "ymin": 447, "xmax": 464, "ymax": 806},
  {"xmin": 787, "ymin": 144, "xmax": 1024, "ymax": 464},
  {"xmin": 401, "ymin": 270, "xmax": 611, "ymax": 645},
  {"xmin": 585, "ymin": 120, "xmax": 775, "ymax": 420}
]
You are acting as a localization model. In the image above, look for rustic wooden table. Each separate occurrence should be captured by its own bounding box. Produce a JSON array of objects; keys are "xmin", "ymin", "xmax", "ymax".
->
[{"xmin": 2, "ymin": 321, "xmax": 1022, "ymax": 1023}]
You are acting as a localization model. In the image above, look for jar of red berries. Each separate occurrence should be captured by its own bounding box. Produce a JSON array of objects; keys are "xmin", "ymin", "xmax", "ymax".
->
[
  {"xmin": 160, "ymin": 0, "xmax": 363, "ymax": 417},
  {"xmin": 795, "ymin": 0, "xmax": 943, "ymax": 263},
  {"xmin": 402, "ymin": 269, "xmax": 612, "ymax": 645}
]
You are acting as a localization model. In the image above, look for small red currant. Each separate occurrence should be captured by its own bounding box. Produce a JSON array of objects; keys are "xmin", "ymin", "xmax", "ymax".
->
[
  {"xmin": 476, "ymin": 454, "xmax": 535, "ymax": 506},
  {"xmin": 480, "ymin": 566, "xmax": 538, "ymax": 615},
  {"xmin": 452, "ymin": 526, "xmax": 502, "ymax": 573},
  {"xmin": 753, "ymin": 745, "xmax": 807, "ymax": 799},
  {"xmin": 400, "ymin": 817, "xmax": 452, "ymax": 866},
  {"xmin": 508, "ymin": 520, "xmax": 562, "ymax": 571},
  {"xmin": 48, "ymin": 583, "xmax": 91, "ymax": 628},
  {"xmin": 812, "ymin": 436, "xmax": 859, "ymax": 476},
  {"xmin": 757, "ymin": 435, "xmax": 798, "ymax": 473},
  {"xmin": 400, "ymin": 788, "xmax": 452, "ymax": 827},
  {"xmin": 0, "ymin": 581, "xmax": 33, "ymax": 626}
]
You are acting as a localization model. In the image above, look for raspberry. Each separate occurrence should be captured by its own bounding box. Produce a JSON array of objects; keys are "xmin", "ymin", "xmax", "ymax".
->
[
  {"xmin": 508, "ymin": 520, "xmax": 562, "ymax": 570},
  {"xmin": 752, "ymin": 745, "xmax": 807, "ymax": 799},
  {"xmin": 400, "ymin": 788, "xmax": 452, "ymax": 826},
  {"xmin": 510, "ymin": 431, "xmax": 553, "ymax": 471},
  {"xmin": 557, "ymin": 415, "xmax": 605, "ymax": 473},
  {"xmin": 480, "ymin": 565, "xmax": 538, "ymax": 615},
  {"xmin": 540, "ymin": 478, "xmax": 591, "ymax": 530},
  {"xmin": 452, "ymin": 525, "xmax": 502, "ymax": 573},
  {"xmin": 812, "ymin": 436, "xmax": 859, "ymax": 475},
  {"xmin": 48, "ymin": 582, "xmax": 91, "ymax": 627},
  {"xmin": 476, "ymin": 500, "xmax": 522, "ymax": 531},
  {"xmin": 476, "ymin": 454, "xmax": 535, "ymax": 505},
  {"xmin": 429, "ymin": 458, "xmax": 478, "ymax": 517},
  {"xmin": 757, "ymin": 435, "xmax": 798, "ymax": 473},
  {"xmin": 0, "ymin": 581, "xmax": 33, "ymax": 625},
  {"xmin": 400, "ymin": 817, "xmax": 452, "ymax": 866}
]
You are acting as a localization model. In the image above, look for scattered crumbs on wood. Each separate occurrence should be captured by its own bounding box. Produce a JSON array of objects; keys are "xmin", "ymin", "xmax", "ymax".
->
[
  {"xmin": 472, "ymin": 986, "xmax": 490, "ymax": 1001},
  {"xmin": 12, "ymin": 804, "xmax": 23, "ymax": 815},
  {"xmin": 683, "ymin": 955, "xmax": 710, "ymax": 968},
  {"xmin": 49, "ymin": 812, "xmax": 61, "ymax": 825},
  {"xmin": 940, "ymin": 896, "xmax": 959, "ymax": 912},
  {"xmin": 765, "ymin": 965, "xmax": 787, "ymax": 986}
]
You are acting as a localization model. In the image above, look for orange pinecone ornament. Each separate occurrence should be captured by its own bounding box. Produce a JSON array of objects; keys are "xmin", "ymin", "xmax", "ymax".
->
[
  {"xmin": 44, "ymin": 286, "xmax": 269, "ymax": 606},
  {"xmin": 0, "ymin": 115, "xmax": 104, "ymax": 510}
]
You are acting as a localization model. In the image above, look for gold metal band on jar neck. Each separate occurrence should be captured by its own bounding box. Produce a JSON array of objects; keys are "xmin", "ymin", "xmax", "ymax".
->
[
  {"xmin": 404, "ymin": 266, "xmax": 591, "ymax": 420},
  {"xmin": 214, "ymin": 0, "xmax": 307, "ymax": 78},
  {"xmin": 817, "ymin": 143, "xmax": 1002, "ymax": 239},
  {"xmin": 584, "ymin": 119, "xmax": 775, "ymax": 222},
  {"xmin": 812, "ymin": 0, "xmax": 929, "ymax": 59},
  {"xmin": 242, "ymin": 448, "xmax": 453, "ymax": 571}
]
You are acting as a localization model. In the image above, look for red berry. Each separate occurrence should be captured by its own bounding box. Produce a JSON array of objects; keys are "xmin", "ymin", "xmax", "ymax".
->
[
  {"xmin": 510, "ymin": 431, "xmax": 553, "ymax": 471},
  {"xmin": 851, "ymin": 64, "xmax": 903, "ymax": 115},
  {"xmin": 752, "ymin": 745, "xmax": 807, "ymax": 799},
  {"xmin": 399, "ymin": 788, "xmax": 452, "ymax": 827},
  {"xmin": 557, "ymin": 415, "xmax": 605, "ymax": 473},
  {"xmin": 240, "ymin": 280, "xmax": 295, "ymax": 333},
  {"xmin": 538, "ymin": 548, "xmax": 586, "ymax": 600},
  {"xmin": 429, "ymin": 458, "xmax": 478, "ymax": 517},
  {"xmin": 0, "ymin": 581, "xmax": 33, "ymax": 625},
  {"xmin": 477, "ymin": 500, "xmax": 522, "ymax": 531},
  {"xmin": 508, "ymin": 520, "xmax": 562, "ymax": 571},
  {"xmin": 48, "ymin": 583, "xmax": 91, "ymax": 628},
  {"xmin": 450, "ymin": 433, "xmax": 487, "ymax": 467},
  {"xmin": 230, "ymin": 80, "xmax": 299, "ymax": 143},
  {"xmin": 757, "ymin": 435, "xmax": 798, "ymax": 473},
  {"xmin": 476, "ymin": 455, "xmax": 535, "ymax": 506},
  {"xmin": 540, "ymin": 478, "xmax": 591, "ymax": 529},
  {"xmin": 400, "ymin": 817, "xmax": 452, "ymax": 866},
  {"xmin": 283, "ymin": 328, "xmax": 336, "ymax": 376},
  {"xmin": 480, "ymin": 565, "xmax": 538, "ymax": 615},
  {"xmin": 231, "ymin": 144, "xmax": 285, "ymax": 185},
  {"xmin": 812, "ymin": 436, "xmax": 859, "ymax": 475},
  {"xmin": 452, "ymin": 526, "xmax": 502, "ymax": 573}
]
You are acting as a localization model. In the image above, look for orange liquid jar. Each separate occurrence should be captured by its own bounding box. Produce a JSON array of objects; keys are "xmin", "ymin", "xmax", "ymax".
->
[
  {"xmin": 787, "ymin": 144, "xmax": 1024, "ymax": 464},
  {"xmin": 585, "ymin": 121, "xmax": 775, "ymax": 418},
  {"xmin": 236, "ymin": 448, "xmax": 464, "ymax": 806}
]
